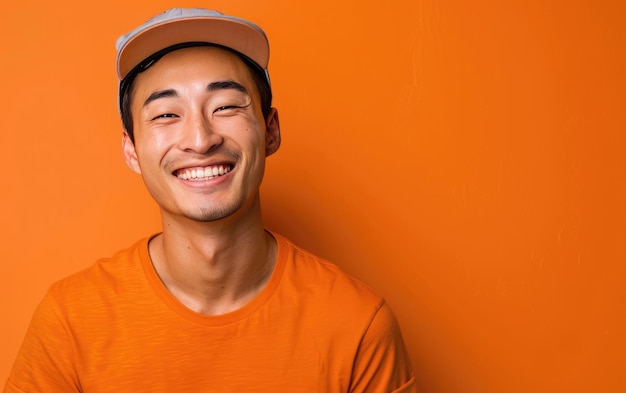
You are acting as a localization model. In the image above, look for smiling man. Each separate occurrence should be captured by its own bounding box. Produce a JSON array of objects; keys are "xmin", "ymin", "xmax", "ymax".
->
[{"xmin": 4, "ymin": 8, "xmax": 416, "ymax": 393}]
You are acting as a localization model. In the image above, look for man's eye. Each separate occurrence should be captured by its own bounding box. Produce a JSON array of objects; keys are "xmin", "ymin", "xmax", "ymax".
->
[
  {"xmin": 214, "ymin": 105, "xmax": 238, "ymax": 112},
  {"xmin": 152, "ymin": 113, "xmax": 178, "ymax": 120}
]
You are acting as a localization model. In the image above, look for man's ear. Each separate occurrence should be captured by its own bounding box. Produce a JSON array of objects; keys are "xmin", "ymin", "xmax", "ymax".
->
[
  {"xmin": 122, "ymin": 132, "xmax": 142, "ymax": 174},
  {"xmin": 265, "ymin": 108, "xmax": 281, "ymax": 157}
]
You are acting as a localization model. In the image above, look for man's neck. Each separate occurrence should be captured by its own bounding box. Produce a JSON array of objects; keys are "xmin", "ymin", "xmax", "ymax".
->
[{"xmin": 147, "ymin": 205, "xmax": 277, "ymax": 316}]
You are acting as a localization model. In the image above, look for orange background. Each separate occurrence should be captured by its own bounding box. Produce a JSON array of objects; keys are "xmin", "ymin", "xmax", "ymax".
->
[{"xmin": 1, "ymin": 1, "xmax": 625, "ymax": 392}]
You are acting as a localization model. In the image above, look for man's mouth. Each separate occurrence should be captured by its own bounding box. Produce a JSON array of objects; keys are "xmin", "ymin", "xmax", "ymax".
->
[{"xmin": 175, "ymin": 164, "xmax": 232, "ymax": 181}]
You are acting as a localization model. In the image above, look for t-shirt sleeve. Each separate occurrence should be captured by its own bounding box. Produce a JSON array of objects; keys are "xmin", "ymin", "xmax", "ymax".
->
[
  {"xmin": 4, "ymin": 293, "xmax": 80, "ymax": 393},
  {"xmin": 349, "ymin": 301, "xmax": 418, "ymax": 393}
]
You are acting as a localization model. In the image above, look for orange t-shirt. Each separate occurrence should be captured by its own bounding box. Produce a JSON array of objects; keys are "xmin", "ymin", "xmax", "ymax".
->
[{"xmin": 5, "ymin": 233, "xmax": 416, "ymax": 392}]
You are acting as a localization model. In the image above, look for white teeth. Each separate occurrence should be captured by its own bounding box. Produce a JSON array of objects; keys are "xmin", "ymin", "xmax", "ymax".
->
[{"xmin": 177, "ymin": 165, "xmax": 230, "ymax": 180}]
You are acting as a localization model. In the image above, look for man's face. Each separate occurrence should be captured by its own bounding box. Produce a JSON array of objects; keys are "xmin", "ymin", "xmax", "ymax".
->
[{"xmin": 122, "ymin": 46, "xmax": 280, "ymax": 223}]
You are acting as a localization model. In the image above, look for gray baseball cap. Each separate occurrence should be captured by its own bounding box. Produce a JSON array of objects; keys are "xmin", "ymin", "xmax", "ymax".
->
[{"xmin": 115, "ymin": 8, "xmax": 270, "ymax": 82}]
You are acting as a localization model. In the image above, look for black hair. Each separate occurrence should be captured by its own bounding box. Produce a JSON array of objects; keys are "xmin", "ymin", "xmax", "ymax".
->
[{"xmin": 119, "ymin": 42, "xmax": 272, "ymax": 143}]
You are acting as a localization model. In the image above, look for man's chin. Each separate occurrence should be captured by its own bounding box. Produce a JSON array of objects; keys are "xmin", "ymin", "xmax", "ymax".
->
[{"xmin": 179, "ymin": 200, "xmax": 243, "ymax": 223}]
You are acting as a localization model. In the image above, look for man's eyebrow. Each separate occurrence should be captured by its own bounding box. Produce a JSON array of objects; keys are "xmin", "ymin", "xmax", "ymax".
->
[
  {"xmin": 207, "ymin": 80, "xmax": 249, "ymax": 95},
  {"xmin": 143, "ymin": 89, "xmax": 178, "ymax": 107}
]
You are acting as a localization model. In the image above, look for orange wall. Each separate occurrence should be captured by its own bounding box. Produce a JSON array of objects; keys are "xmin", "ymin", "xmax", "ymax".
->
[{"xmin": 1, "ymin": 1, "xmax": 624, "ymax": 392}]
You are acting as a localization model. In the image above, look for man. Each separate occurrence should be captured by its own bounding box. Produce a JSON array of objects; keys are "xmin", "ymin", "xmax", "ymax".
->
[{"xmin": 4, "ymin": 8, "xmax": 416, "ymax": 392}]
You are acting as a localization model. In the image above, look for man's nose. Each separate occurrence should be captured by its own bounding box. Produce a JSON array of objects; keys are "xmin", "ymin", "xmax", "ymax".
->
[{"xmin": 179, "ymin": 112, "xmax": 223, "ymax": 153}]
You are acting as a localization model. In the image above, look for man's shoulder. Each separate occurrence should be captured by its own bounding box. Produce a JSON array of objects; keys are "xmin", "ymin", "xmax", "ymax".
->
[
  {"xmin": 273, "ymin": 232, "xmax": 384, "ymax": 310},
  {"xmin": 47, "ymin": 237, "xmax": 150, "ymax": 302}
]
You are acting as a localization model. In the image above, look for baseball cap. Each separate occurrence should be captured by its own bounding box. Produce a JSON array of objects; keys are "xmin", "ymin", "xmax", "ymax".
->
[{"xmin": 116, "ymin": 8, "xmax": 270, "ymax": 83}]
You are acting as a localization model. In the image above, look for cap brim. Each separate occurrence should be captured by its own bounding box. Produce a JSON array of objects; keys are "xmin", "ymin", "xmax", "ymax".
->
[{"xmin": 117, "ymin": 17, "xmax": 269, "ymax": 80}]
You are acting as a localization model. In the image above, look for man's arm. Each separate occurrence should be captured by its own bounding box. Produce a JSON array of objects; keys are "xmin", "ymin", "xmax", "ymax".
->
[
  {"xmin": 4, "ymin": 294, "xmax": 80, "ymax": 392},
  {"xmin": 350, "ymin": 301, "xmax": 418, "ymax": 392}
]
